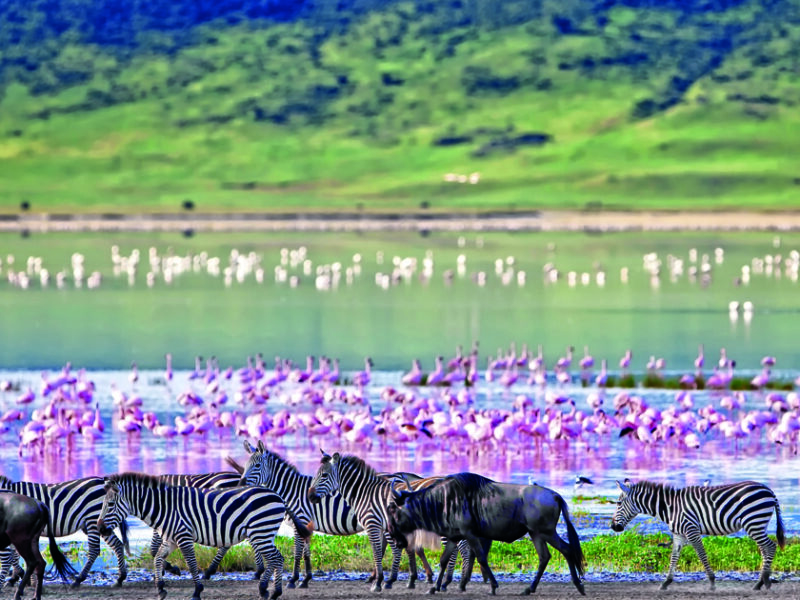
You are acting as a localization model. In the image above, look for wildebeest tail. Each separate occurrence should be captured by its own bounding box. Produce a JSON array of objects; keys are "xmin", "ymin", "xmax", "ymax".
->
[
  {"xmin": 775, "ymin": 496, "xmax": 786, "ymax": 550},
  {"xmin": 40, "ymin": 503, "xmax": 78, "ymax": 583},
  {"xmin": 556, "ymin": 493, "xmax": 585, "ymax": 577},
  {"xmin": 286, "ymin": 506, "xmax": 314, "ymax": 539},
  {"xmin": 225, "ymin": 455, "xmax": 245, "ymax": 474}
]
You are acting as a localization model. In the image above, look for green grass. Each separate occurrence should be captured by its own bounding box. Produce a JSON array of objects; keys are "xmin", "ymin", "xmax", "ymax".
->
[
  {"xmin": 2, "ymin": 2, "xmax": 800, "ymax": 214},
  {"xmin": 118, "ymin": 532, "xmax": 800, "ymax": 575}
]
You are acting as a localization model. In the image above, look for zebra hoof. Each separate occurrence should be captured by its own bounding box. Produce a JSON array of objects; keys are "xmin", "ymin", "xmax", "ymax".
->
[
  {"xmin": 287, "ymin": 580, "xmax": 296, "ymax": 589},
  {"xmin": 427, "ymin": 587, "xmax": 437, "ymax": 595},
  {"xmin": 298, "ymin": 579, "xmax": 311, "ymax": 589},
  {"xmin": 158, "ymin": 590, "xmax": 168, "ymax": 600},
  {"xmin": 70, "ymin": 577, "xmax": 85, "ymax": 589}
]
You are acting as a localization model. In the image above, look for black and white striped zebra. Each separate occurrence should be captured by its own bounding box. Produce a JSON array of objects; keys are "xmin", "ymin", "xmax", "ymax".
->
[
  {"xmin": 235, "ymin": 440, "xmax": 361, "ymax": 588},
  {"xmin": 97, "ymin": 472, "xmax": 301, "ymax": 600},
  {"xmin": 154, "ymin": 471, "xmax": 242, "ymax": 579},
  {"xmin": 233, "ymin": 441, "xmax": 475, "ymax": 590},
  {"xmin": 611, "ymin": 479, "xmax": 786, "ymax": 590},
  {"xmin": 0, "ymin": 475, "xmax": 129, "ymax": 588},
  {"xmin": 307, "ymin": 451, "xmax": 478, "ymax": 592}
]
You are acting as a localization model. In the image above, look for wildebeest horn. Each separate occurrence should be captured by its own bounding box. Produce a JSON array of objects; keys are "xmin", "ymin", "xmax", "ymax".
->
[{"xmin": 390, "ymin": 478, "xmax": 411, "ymax": 504}]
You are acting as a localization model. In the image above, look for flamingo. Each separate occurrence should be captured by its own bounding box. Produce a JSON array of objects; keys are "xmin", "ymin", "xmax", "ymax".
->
[
  {"xmin": 426, "ymin": 356, "xmax": 445, "ymax": 386},
  {"xmin": 352, "ymin": 357, "xmax": 373, "ymax": 387},
  {"xmin": 619, "ymin": 349, "xmax": 632, "ymax": 374},
  {"xmin": 401, "ymin": 359, "xmax": 423, "ymax": 386},
  {"xmin": 694, "ymin": 344, "xmax": 704, "ymax": 375},
  {"xmin": 594, "ymin": 360, "xmax": 608, "ymax": 387}
]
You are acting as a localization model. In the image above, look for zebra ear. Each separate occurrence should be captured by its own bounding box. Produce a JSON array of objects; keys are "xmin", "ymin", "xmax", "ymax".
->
[
  {"xmin": 616, "ymin": 480, "xmax": 630, "ymax": 495},
  {"xmin": 257, "ymin": 440, "xmax": 266, "ymax": 453},
  {"xmin": 243, "ymin": 439, "xmax": 255, "ymax": 454},
  {"xmin": 332, "ymin": 452, "xmax": 340, "ymax": 462}
]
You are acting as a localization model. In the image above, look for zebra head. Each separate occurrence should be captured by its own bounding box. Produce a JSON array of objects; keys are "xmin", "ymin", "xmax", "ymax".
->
[
  {"xmin": 239, "ymin": 439, "xmax": 269, "ymax": 486},
  {"xmin": 610, "ymin": 479, "xmax": 639, "ymax": 532},
  {"xmin": 97, "ymin": 478, "xmax": 130, "ymax": 537},
  {"xmin": 307, "ymin": 450, "xmax": 340, "ymax": 504}
]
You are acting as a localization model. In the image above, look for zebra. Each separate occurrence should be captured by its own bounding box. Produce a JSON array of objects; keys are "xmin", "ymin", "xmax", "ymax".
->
[
  {"xmin": 0, "ymin": 475, "xmax": 129, "ymax": 588},
  {"xmin": 307, "ymin": 451, "xmax": 481, "ymax": 592},
  {"xmin": 611, "ymin": 479, "xmax": 786, "ymax": 590},
  {"xmin": 155, "ymin": 471, "xmax": 242, "ymax": 579},
  {"xmin": 97, "ymin": 472, "xmax": 304, "ymax": 600},
  {"xmin": 233, "ymin": 440, "xmax": 361, "ymax": 588},
  {"xmin": 233, "ymin": 441, "xmax": 476, "ymax": 590}
]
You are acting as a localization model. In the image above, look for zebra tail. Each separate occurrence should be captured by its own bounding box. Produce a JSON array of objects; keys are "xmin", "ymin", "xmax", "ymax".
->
[
  {"xmin": 286, "ymin": 507, "xmax": 314, "ymax": 539},
  {"xmin": 42, "ymin": 505, "xmax": 79, "ymax": 583},
  {"xmin": 775, "ymin": 499, "xmax": 786, "ymax": 550},
  {"xmin": 556, "ymin": 494, "xmax": 586, "ymax": 577},
  {"xmin": 225, "ymin": 455, "xmax": 245, "ymax": 474}
]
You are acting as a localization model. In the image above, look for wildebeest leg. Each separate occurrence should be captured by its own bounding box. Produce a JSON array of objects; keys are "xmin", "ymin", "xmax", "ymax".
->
[
  {"xmin": 416, "ymin": 547, "xmax": 435, "ymax": 585},
  {"xmin": 299, "ymin": 536, "xmax": 313, "ymax": 588},
  {"xmin": 524, "ymin": 535, "xmax": 551, "ymax": 595},
  {"xmin": 466, "ymin": 535, "xmax": 498, "ymax": 595},
  {"xmin": 406, "ymin": 547, "xmax": 419, "ymax": 589},
  {"xmin": 541, "ymin": 532, "xmax": 584, "ymax": 595},
  {"xmin": 430, "ymin": 539, "xmax": 459, "ymax": 594},
  {"xmin": 13, "ymin": 534, "xmax": 44, "ymax": 600}
]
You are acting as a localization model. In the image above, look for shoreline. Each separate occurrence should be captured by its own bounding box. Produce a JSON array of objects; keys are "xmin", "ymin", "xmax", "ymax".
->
[{"xmin": 3, "ymin": 210, "xmax": 800, "ymax": 233}]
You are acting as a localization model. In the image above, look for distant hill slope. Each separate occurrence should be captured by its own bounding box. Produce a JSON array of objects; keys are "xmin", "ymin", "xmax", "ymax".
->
[{"xmin": 1, "ymin": 0, "xmax": 799, "ymax": 213}]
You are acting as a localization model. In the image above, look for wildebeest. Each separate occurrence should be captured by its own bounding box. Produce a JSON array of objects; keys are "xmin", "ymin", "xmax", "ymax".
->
[
  {"xmin": 0, "ymin": 491, "xmax": 77, "ymax": 600},
  {"xmin": 387, "ymin": 472, "xmax": 586, "ymax": 595}
]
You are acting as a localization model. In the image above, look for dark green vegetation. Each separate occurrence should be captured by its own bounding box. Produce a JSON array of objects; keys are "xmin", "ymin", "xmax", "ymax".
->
[
  {"xmin": 1, "ymin": 0, "xmax": 800, "ymax": 213},
  {"xmin": 128, "ymin": 532, "xmax": 800, "ymax": 574}
]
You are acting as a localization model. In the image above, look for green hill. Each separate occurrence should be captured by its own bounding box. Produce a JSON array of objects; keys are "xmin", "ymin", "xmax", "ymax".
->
[{"xmin": 1, "ymin": 0, "xmax": 799, "ymax": 214}]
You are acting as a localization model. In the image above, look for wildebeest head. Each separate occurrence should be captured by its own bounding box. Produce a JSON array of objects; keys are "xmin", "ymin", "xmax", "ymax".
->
[
  {"xmin": 97, "ymin": 478, "xmax": 130, "ymax": 537},
  {"xmin": 386, "ymin": 479, "xmax": 417, "ymax": 549},
  {"xmin": 610, "ymin": 479, "xmax": 638, "ymax": 532},
  {"xmin": 239, "ymin": 439, "xmax": 270, "ymax": 486},
  {"xmin": 308, "ymin": 450, "xmax": 339, "ymax": 504}
]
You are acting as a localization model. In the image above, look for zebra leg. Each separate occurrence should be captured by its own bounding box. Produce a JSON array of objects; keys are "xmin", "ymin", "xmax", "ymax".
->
[
  {"xmin": 151, "ymin": 531, "xmax": 181, "ymax": 576},
  {"xmin": 686, "ymin": 532, "xmax": 715, "ymax": 590},
  {"xmin": 101, "ymin": 531, "xmax": 129, "ymax": 587},
  {"xmin": 71, "ymin": 525, "xmax": 103, "ymax": 588},
  {"xmin": 752, "ymin": 530, "xmax": 778, "ymax": 590},
  {"xmin": 662, "ymin": 535, "xmax": 687, "ymax": 590},
  {"xmin": 287, "ymin": 531, "xmax": 303, "ymax": 588},
  {"xmin": 299, "ymin": 537, "xmax": 313, "ymax": 588},
  {"xmin": 0, "ymin": 547, "xmax": 15, "ymax": 587},
  {"xmin": 385, "ymin": 534, "xmax": 403, "ymax": 589},
  {"xmin": 440, "ymin": 541, "xmax": 458, "ymax": 591},
  {"xmin": 3, "ymin": 548, "xmax": 24, "ymax": 588},
  {"xmin": 175, "ymin": 536, "xmax": 204, "ymax": 600},
  {"xmin": 366, "ymin": 527, "xmax": 386, "ymax": 592},
  {"xmin": 251, "ymin": 537, "xmax": 284, "ymax": 600},
  {"xmin": 253, "ymin": 546, "xmax": 265, "ymax": 580},
  {"xmin": 203, "ymin": 547, "xmax": 229, "ymax": 580},
  {"xmin": 458, "ymin": 539, "xmax": 476, "ymax": 592},
  {"xmin": 154, "ymin": 539, "xmax": 178, "ymax": 600}
]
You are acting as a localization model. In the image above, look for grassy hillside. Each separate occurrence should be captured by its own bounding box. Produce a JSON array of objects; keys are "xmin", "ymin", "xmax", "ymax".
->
[{"xmin": 1, "ymin": 0, "xmax": 799, "ymax": 214}]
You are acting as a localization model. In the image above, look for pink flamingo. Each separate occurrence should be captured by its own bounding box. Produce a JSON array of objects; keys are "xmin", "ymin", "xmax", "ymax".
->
[
  {"xmin": 694, "ymin": 344, "xmax": 705, "ymax": 375},
  {"xmin": 352, "ymin": 357, "xmax": 373, "ymax": 387},
  {"xmin": 619, "ymin": 349, "xmax": 632, "ymax": 375},
  {"xmin": 425, "ymin": 356, "xmax": 445, "ymax": 386},
  {"xmin": 594, "ymin": 360, "xmax": 608, "ymax": 387},
  {"xmin": 401, "ymin": 359, "xmax": 423, "ymax": 386}
]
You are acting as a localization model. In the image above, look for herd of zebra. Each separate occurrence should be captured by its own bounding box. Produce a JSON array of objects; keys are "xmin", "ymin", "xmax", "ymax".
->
[{"xmin": 0, "ymin": 439, "xmax": 789, "ymax": 600}]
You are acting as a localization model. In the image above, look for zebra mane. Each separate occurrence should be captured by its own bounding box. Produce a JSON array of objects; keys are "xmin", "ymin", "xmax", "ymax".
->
[
  {"xmin": 631, "ymin": 480, "xmax": 676, "ymax": 494},
  {"xmin": 260, "ymin": 449, "xmax": 304, "ymax": 477},
  {"xmin": 338, "ymin": 454, "xmax": 380, "ymax": 479},
  {"xmin": 109, "ymin": 471, "xmax": 168, "ymax": 490},
  {"xmin": 0, "ymin": 474, "xmax": 13, "ymax": 486}
]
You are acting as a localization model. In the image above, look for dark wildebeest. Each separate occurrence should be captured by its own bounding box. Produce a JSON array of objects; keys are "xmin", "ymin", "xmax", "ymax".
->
[
  {"xmin": 387, "ymin": 472, "xmax": 586, "ymax": 596},
  {"xmin": 0, "ymin": 491, "xmax": 77, "ymax": 600}
]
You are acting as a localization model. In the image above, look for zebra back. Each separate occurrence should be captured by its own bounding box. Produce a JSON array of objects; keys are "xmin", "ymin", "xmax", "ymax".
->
[
  {"xmin": 0, "ymin": 475, "xmax": 125, "ymax": 537},
  {"xmin": 160, "ymin": 471, "xmax": 241, "ymax": 490},
  {"xmin": 237, "ymin": 444, "xmax": 360, "ymax": 535}
]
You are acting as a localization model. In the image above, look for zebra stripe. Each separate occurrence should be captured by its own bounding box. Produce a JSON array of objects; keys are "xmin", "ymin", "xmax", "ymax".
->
[
  {"xmin": 99, "ymin": 472, "xmax": 288, "ymax": 600},
  {"xmin": 611, "ymin": 479, "xmax": 786, "ymax": 590},
  {"xmin": 152, "ymin": 471, "xmax": 244, "ymax": 578},
  {"xmin": 308, "ymin": 452, "xmax": 475, "ymax": 592},
  {"xmin": 237, "ymin": 441, "xmax": 361, "ymax": 588},
  {"xmin": 0, "ymin": 475, "xmax": 128, "ymax": 588}
]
